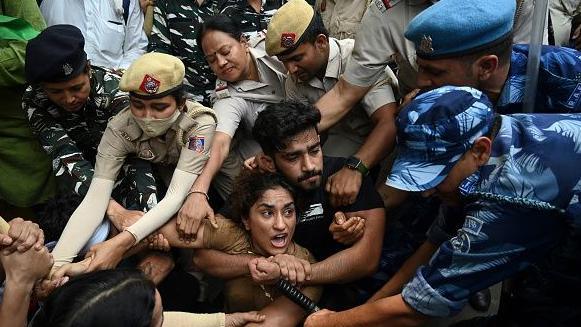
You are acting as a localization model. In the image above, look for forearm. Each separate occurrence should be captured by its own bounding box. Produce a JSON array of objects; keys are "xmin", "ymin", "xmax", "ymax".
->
[
  {"xmin": 126, "ymin": 169, "xmax": 197, "ymax": 242},
  {"xmin": 192, "ymin": 249, "xmax": 256, "ymax": 279},
  {"xmin": 369, "ymin": 241, "xmax": 438, "ymax": 302},
  {"xmin": 52, "ymin": 178, "xmax": 115, "ymax": 267},
  {"xmin": 317, "ymin": 295, "xmax": 426, "ymax": 327},
  {"xmin": 354, "ymin": 108, "xmax": 397, "ymax": 168},
  {"xmin": 316, "ymin": 78, "xmax": 371, "ymax": 131},
  {"xmin": 0, "ymin": 280, "xmax": 34, "ymax": 327},
  {"xmin": 247, "ymin": 297, "xmax": 306, "ymax": 327}
]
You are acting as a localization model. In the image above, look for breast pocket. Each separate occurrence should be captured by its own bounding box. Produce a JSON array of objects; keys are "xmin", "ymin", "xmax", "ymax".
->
[{"xmin": 99, "ymin": 20, "xmax": 126, "ymax": 58}]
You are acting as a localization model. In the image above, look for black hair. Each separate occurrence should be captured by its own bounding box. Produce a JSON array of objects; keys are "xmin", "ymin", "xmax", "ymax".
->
[
  {"xmin": 230, "ymin": 170, "xmax": 300, "ymax": 225},
  {"xmin": 197, "ymin": 14, "xmax": 243, "ymax": 53},
  {"xmin": 31, "ymin": 269, "xmax": 156, "ymax": 327},
  {"xmin": 460, "ymin": 33, "xmax": 514, "ymax": 67},
  {"xmin": 278, "ymin": 12, "xmax": 329, "ymax": 57},
  {"xmin": 252, "ymin": 101, "xmax": 321, "ymax": 156}
]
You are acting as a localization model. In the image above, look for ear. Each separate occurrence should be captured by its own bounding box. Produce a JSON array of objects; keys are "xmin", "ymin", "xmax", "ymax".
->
[
  {"xmin": 314, "ymin": 34, "xmax": 328, "ymax": 51},
  {"xmin": 242, "ymin": 217, "xmax": 250, "ymax": 231},
  {"xmin": 258, "ymin": 154, "xmax": 277, "ymax": 173},
  {"xmin": 240, "ymin": 36, "xmax": 249, "ymax": 51},
  {"xmin": 475, "ymin": 55, "xmax": 499, "ymax": 81},
  {"xmin": 470, "ymin": 136, "xmax": 492, "ymax": 166}
]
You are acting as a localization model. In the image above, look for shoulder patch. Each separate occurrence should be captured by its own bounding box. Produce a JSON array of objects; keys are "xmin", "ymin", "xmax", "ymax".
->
[
  {"xmin": 187, "ymin": 135, "xmax": 205, "ymax": 153},
  {"xmin": 214, "ymin": 79, "xmax": 230, "ymax": 100}
]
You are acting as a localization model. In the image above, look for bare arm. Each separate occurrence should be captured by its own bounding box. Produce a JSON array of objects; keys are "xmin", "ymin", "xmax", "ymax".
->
[
  {"xmin": 308, "ymin": 208, "xmax": 385, "ymax": 285},
  {"xmin": 316, "ymin": 78, "xmax": 372, "ymax": 131},
  {"xmin": 367, "ymin": 241, "xmax": 438, "ymax": 302},
  {"xmin": 304, "ymin": 294, "xmax": 427, "ymax": 327},
  {"xmin": 193, "ymin": 249, "xmax": 256, "ymax": 279}
]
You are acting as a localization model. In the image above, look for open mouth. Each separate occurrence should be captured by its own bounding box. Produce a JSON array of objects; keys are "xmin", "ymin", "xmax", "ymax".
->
[{"xmin": 271, "ymin": 233, "xmax": 288, "ymax": 248}]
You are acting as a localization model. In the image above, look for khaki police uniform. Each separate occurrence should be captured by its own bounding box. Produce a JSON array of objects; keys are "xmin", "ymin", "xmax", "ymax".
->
[
  {"xmin": 315, "ymin": 0, "xmax": 370, "ymax": 40},
  {"xmin": 211, "ymin": 38, "xmax": 286, "ymax": 197},
  {"xmin": 345, "ymin": 0, "xmax": 544, "ymax": 95},
  {"xmin": 95, "ymin": 102, "xmax": 216, "ymax": 182},
  {"xmin": 51, "ymin": 53, "xmax": 217, "ymax": 267},
  {"xmin": 286, "ymin": 38, "xmax": 396, "ymax": 157}
]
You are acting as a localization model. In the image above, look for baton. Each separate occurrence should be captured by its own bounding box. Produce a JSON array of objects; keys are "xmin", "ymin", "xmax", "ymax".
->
[
  {"xmin": 276, "ymin": 279, "xmax": 320, "ymax": 314},
  {"xmin": 0, "ymin": 215, "xmax": 9, "ymax": 233}
]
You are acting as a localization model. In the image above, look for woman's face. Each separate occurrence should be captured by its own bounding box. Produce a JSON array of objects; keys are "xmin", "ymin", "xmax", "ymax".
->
[
  {"xmin": 201, "ymin": 29, "xmax": 251, "ymax": 82},
  {"xmin": 130, "ymin": 94, "xmax": 179, "ymax": 119},
  {"xmin": 243, "ymin": 187, "xmax": 297, "ymax": 256},
  {"xmin": 150, "ymin": 289, "xmax": 163, "ymax": 327}
]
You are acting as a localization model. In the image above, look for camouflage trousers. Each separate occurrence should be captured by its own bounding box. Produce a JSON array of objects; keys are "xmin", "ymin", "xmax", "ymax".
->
[{"xmin": 111, "ymin": 157, "xmax": 160, "ymax": 212}]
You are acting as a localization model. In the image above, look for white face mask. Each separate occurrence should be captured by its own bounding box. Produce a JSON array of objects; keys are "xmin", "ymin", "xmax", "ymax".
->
[{"xmin": 133, "ymin": 109, "xmax": 181, "ymax": 138}]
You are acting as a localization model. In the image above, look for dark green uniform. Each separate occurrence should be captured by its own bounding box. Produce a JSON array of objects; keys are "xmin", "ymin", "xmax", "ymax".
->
[
  {"xmin": 148, "ymin": 0, "xmax": 220, "ymax": 106},
  {"xmin": 22, "ymin": 67, "xmax": 158, "ymax": 211},
  {"xmin": 218, "ymin": 0, "xmax": 285, "ymax": 39}
]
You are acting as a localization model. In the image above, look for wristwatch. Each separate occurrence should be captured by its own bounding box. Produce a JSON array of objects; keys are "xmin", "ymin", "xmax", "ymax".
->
[{"xmin": 345, "ymin": 156, "xmax": 369, "ymax": 176}]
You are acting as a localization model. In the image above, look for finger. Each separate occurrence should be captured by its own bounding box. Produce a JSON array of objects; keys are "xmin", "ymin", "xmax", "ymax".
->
[
  {"xmin": 208, "ymin": 209, "xmax": 218, "ymax": 229},
  {"xmin": 35, "ymin": 229, "xmax": 45, "ymax": 251},
  {"xmin": 295, "ymin": 260, "xmax": 305, "ymax": 284},
  {"xmin": 244, "ymin": 311, "xmax": 266, "ymax": 323},
  {"xmin": 278, "ymin": 260, "xmax": 289, "ymax": 281},
  {"xmin": 19, "ymin": 232, "xmax": 37, "ymax": 252},
  {"xmin": 325, "ymin": 177, "xmax": 333, "ymax": 193},
  {"xmin": 0, "ymin": 234, "xmax": 13, "ymax": 246},
  {"xmin": 302, "ymin": 259, "xmax": 312, "ymax": 281}
]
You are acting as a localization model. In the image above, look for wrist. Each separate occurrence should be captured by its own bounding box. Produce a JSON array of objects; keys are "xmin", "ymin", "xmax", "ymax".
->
[
  {"xmin": 345, "ymin": 156, "xmax": 369, "ymax": 176},
  {"xmin": 185, "ymin": 190, "xmax": 209, "ymax": 202},
  {"xmin": 106, "ymin": 200, "xmax": 125, "ymax": 219},
  {"xmin": 5, "ymin": 275, "xmax": 36, "ymax": 291},
  {"xmin": 116, "ymin": 230, "xmax": 138, "ymax": 250}
]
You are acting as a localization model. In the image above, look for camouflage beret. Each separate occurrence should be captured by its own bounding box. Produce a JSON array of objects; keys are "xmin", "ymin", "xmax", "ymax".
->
[
  {"xmin": 120, "ymin": 53, "xmax": 185, "ymax": 99},
  {"xmin": 265, "ymin": 0, "xmax": 314, "ymax": 56}
]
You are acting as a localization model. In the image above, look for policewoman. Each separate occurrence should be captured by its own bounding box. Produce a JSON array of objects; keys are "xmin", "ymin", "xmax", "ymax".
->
[
  {"xmin": 174, "ymin": 14, "xmax": 287, "ymax": 242},
  {"xmin": 50, "ymin": 52, "xmax": 217, "ymax": 272}
]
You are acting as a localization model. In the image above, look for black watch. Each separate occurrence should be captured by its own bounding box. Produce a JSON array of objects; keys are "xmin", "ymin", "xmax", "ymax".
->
[{"xmin": 345, "ymin": 156, "xmax": 369, "ymax": 176}]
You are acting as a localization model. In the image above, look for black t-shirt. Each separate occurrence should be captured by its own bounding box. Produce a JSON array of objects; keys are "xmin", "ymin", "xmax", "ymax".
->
[
  {"xmin": 219, "ymin": 156, "xmax": 384, "ymax": 261},
  {"xmin": 293, "ymin": 156, "xmax": 384, "ymax": 260}
]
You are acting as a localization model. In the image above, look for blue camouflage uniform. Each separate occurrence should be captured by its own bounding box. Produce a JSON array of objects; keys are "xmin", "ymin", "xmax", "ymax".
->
[
  {"xmin": 387, "ymin": 86, "xmax": 581, "ymax": 317},
  {"xmin": 497, "ymin": 44, "xmax": 581, "ymax": 114}
]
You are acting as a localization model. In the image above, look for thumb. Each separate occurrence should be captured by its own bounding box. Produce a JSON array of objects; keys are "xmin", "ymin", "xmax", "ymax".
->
[
  {"xmin": 334, "ymin": 212, "xmax": 346, "ymax": 225},
  {"xmin": 244, "ymin": 311, "xmax": 266, "ymax": 323},
  {"xmin": 0, "ymin": 235, "xmax": 12, "ymax": 246}
]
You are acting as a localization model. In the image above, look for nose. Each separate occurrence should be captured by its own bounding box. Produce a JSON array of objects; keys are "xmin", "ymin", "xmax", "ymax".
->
[
  {"xmin": 217, "ymin": 54, "xmax": 228, "ymax": 68},
  {"xmin": 273, "ymin": 214, "xmax": 286, "ymax": 231},
  {"xmin": 64, "ymin": 91, "xmax": 76, "ymax": 105},
  {"xmin": 286, "ymin": 62, "xmax": 299, "ymax": 75},
  {"xmin": 301, "ymin": 154, "xmax": 315, "ymax": 172}
]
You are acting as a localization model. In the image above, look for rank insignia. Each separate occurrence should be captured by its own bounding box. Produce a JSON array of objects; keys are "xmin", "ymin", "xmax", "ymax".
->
[
  {"xmin": 281, "ymin": 32, "xmax": 296, "ymax": 48},
  {"xmin": 140, "ymin": 74, "xmax": 161, "ymax": 94},
  {"xmin": 419, "ymin": 35, "xmax": 434, "ymax": 54},
  {"xmin": 188, "ymin": 135, "xmax": 205, "ymax": 153},
  {"xmin": 63, "ymin": 63, "xmax": 74, "ymax": 76}
]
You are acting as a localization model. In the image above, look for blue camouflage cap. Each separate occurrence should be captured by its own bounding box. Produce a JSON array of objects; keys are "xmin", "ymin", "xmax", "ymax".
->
[
  {"xmin": 386, "ymin": 86, "xmax": 495, "ymax": 192},
  {"xmin": 405, "ymin": 0, "xmax": 515, "ymax": 59}
]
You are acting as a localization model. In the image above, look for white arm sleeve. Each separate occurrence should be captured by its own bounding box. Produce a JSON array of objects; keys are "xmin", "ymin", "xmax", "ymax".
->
[
  {"xmin": 162, "ymin": 312, "xmax": 225, "ymax": 327},
  {"xmin": 51, "ymin": 177, "xmax": 115, "ymax": 267},
  {"xmin": 125, "ymin": 168, "xmax": 197, "ymax": 242}
]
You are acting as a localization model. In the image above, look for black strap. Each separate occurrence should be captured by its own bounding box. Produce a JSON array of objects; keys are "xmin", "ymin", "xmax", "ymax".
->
[{"xmin": 122, "ymin": 0, "xmax": 130, "ymax": 24}]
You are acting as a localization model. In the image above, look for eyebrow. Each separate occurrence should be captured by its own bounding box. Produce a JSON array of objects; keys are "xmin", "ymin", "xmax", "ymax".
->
[
  {"xmin": 257, "ymin": 201, "xmax": 295, "ymax": 209},
  {"xmin": 281, "ymin": 141, "xmax": 321, "ymax": 157},
  {"xmin": 205, "ymin": 45, "xmax": 230, "ymax": 59}
]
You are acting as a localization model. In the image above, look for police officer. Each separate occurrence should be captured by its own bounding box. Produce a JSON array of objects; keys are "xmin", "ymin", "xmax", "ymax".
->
[
  {"xmin": 49, "ymin": 52, "xmax": 217, "ymax": 273},
  {"xmin": 266, "ymin": 0, "xmax": 398, "ymax": 207},
  {"xmin": 23, "ymin": 25, "xmax": 158, "ymax": 232},
  {"xmin": 305, "ymin": 85, "xmax": 581, "ymax": 326},
  {"xmin": 405, "ymin": 0, "xmax": 581, "ymax": 114},
  {"xmin": 175, "ymin": 14, "xmax": 287, "ymax": 241}
]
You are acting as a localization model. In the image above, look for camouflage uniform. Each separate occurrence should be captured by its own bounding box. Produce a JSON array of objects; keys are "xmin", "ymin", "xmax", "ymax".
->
[
  {"xmin": 22, "ymin": 66, "xmax": 158, "ymax": 212},
  {"xmin": 148, "ymin": 0, "xmax": 220, "ymax": 107},
  {"xmin": 218, "ymin": 0, "xmax": 286, "ymax": 39}
]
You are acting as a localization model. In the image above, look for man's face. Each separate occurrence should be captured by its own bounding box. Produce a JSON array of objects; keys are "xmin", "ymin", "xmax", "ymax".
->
[
  {"xmin": 277, "ymin": 36, "xmax": 328, "ymax": 82},
  {"xmin": 415, "ymin": 57, "xmax": 479, "ymax": 90},
  {"xmin": 273, "ymin": 128, "xmax": 324, "ymax": 191},
  {"xmin": 41, "ymin": 71, "xmax": 91, "ymax": 112}
]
